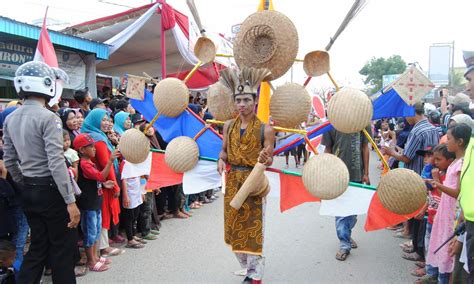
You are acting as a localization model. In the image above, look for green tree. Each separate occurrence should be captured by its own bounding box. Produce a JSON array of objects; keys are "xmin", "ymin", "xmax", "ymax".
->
[{"xmin": 359, "ymin": 55, "xmax": 407, "ymax": 94}]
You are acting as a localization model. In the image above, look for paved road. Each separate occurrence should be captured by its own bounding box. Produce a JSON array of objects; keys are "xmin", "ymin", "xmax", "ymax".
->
[{"xmin": 73, "ymin": 152, "xmax": 415, "ymax": 283}]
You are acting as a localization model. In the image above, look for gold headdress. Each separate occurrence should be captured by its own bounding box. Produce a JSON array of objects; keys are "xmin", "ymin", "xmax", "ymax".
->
[{"xmin": 219, "ymin": 67, "xmax": 271, "ymax": 96}]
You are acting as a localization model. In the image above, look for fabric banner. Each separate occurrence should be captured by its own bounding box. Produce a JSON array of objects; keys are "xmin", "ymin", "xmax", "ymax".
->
[
  {"xmin": 121, "ymin": 153, "xmax": 152, "ymax": 179},
  {"xmin": 105, "ymin": 3, "xmax": 160, "ymax": 55},
  {"xmin": 319, "ymin": 186, "xmax": 375, "ymax": 217},
  {"xmin": 364, "ymin": 192, "xmax": 421, "ymax": 232},
  {"xmin": 146, "ymin": 152, "xmax": 183, "ymax": 190},
  {"xmin": 182, "ymin": 160, "xmax": 222, "ymax": 194}
]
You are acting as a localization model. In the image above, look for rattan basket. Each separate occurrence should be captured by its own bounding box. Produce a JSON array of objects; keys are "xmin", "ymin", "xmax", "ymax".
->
[
  {"xmin": 303, "ymin": 51, "xmax": 330, "ymax": 77},
  {"xmin": 207, "ymin": 82, "xmax": 238, "ymax": 121},
  {"xmin": 327, "ymin": 87, "xmax": 373, "ymax": 133},
  {"xmin": 118, "ymin": 129, "xmax": 150, "ymax": 164},
  {"xmin": 153, "ymin": 78, "xmax": 188, "ymax": 117},
  {"xmin": 233, "ymin": 10, "xmax": 298, "ymax": 81},
  {"xmin": 165, "ymin": 136, "xmax": 199, "ymax": 173},
  {"xmin": 378, "ymin": 168, "xmax": 427, "ymax": 215},
  {"xmin": 270, "ymin": 83, "xmax": 312, "ymax": 128},
  {"xmin": 302, "ymin": 154, "xmax": 349, "ymax": 200}
]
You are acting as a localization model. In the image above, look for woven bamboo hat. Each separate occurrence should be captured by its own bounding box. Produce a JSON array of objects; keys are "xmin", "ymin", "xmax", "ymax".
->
[
  {"xmin": 378, "ymin": 168, "xmax": 427, "ymax": 215},
  {"xmin": 118, "ymin": 129, "xmax": 150, "ymax": 164},
  {"xmin": 270, "ymin": 83, "xmax": 312, "ymax": 128},
  {"xmin": 165, "ymin": 136, "xmax": 199, "ymax": 173},
  {"xmin": 303, "ymin": 51, "xmax": 330, "ymax": 77},
  {"xmin": 302, "ymin": 154, "xmax": 349, "ymax": 200},
  {"xmin": 327, "ymin": 87, "xmax": 373, "ymax": 133},
  {"xmin": 207, "ymin": 81, "xmax": 238, "ymax": 121},
  {"xmin": 153, "ymin": 78, "xmax": 188, "ymax": 117},
  {"xmin": 233, "ymin": 10, "xmax": 298, "ymax": 81}
]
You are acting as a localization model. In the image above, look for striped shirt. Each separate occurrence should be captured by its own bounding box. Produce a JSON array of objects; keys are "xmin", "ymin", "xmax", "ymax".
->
[{"xmin": 403, "ymin": 119, "xmax": 440, "ymax": 175}]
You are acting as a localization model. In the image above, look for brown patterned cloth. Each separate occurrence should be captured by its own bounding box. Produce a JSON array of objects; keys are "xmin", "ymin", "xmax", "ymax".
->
[{"xmin": 224, "ymin": 116, "xmax": 264, "ymax": 255}]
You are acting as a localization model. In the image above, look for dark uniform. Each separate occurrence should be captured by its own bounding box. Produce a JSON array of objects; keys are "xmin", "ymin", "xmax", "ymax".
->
[{"xmin": 3, "ymin": 62, "xmax": 77, "ymax": 284}]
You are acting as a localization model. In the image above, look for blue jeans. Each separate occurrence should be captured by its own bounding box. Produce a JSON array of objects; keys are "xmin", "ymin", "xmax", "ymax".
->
[
  {"xmin": 335, "ymin": 215, "xmax": 357, "ymax": 251},
  {"xmin": 11, "ymin": 206, "xmax": 29, "ymax": 272},
  {"xmin": 80, "ymin": 209, "xmax": 102, "ymax": 248}
]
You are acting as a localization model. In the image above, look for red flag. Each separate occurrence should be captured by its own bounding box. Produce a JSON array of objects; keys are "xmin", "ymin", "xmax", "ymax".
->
[
  {"xmin": 33, "ymin": 7, "xmax": 58, "ymax": 68},
  {"xmin": 279, "ymin": 173, "xmax": 320, "ymax": 212},
  {"xmin": 364, "ymin": 192, "xmax": 420, "ymax": 232},
  {"xmin": 146, "ymin": 152, "xmax": 183, "ymax": 189}
]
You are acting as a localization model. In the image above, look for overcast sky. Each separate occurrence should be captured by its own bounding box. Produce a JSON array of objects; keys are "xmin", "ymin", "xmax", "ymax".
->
[{"xmin": 3, "ymin": 0, "xmax": 473, "ymax": 89}]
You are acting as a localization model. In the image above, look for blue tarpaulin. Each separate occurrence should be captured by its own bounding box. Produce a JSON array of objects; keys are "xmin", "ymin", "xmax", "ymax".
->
[{"xmin": 372, "ymin": 88, "xmax": 415, "ymax": 120}]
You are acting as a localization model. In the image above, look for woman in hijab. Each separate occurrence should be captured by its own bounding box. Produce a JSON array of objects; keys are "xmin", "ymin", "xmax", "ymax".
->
[
  {"xmin": 81, "ymin": 109, "xmax": 124, "ymax": 257},
  {"xmin": 113, "ymin": 111, "xmax": 131, "ymax": 137},
  {"xmin": 58, "ymin": 108, "xmax": 78, "ymax": 143}
]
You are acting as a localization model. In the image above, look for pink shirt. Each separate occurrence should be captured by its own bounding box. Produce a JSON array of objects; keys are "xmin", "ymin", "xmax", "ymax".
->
[{"xmin": 426, "ymin": 158, "xmax": 463, "ymax": 273}]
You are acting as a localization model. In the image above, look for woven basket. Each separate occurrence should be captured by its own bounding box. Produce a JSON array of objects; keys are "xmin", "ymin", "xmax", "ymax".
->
[
  {"xmin": 165, "ymin": 136, "xmax": 199, "ymax": 173},
  {"xmin": 302, "ymin": 154, "xmax": 349, "ymax": 200},
  {"xmin": 153, "ymin": 78, "xmax": 188, "ymax": 117},
  {"xmin": 207, "ymin": 82, "xmax": 238, "ymax": 121},
  {"xmin": 327, "ymin": 87, "xmax": 373, "ymax": 133},
  {"xmin": 303, "ymin": 51, "xmax": 330, "ymax": 77},
  {"xmin": 234, "ymin": 10, "xmax": 298, "ymax": 81},
  {"xmin": 378, "ymin": 168, "xmax": 427, "ymax": 215},
  {"xmin": 230, "ymin": 162, "xmax": 267, "ymax": 209},
  {"xmin": 270, "ymin": 83, "xmax": 312, "ymax": 128},
  {"xmin": 194, "ymin": 37, "xmax": 216, "ymax": 63},
  {"xmin": 118, "ymin": 129, "xmax": 150, "ymax": 164}
]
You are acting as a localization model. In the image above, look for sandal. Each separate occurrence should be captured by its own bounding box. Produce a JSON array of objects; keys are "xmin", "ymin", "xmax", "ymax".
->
[
  {"xmin": 125, "ymin": 242, "xmax": 145, "ymax": 249},
  {"xmin": 99, "ymin": 257, "xmax": 112, "ymax": 265},
  {"xmin": 415, "ymin": 261, "xmax": 425, "ymax": 269},
  {"xmin": 402, "ymin": 246, "xmax": 414, "ymax": 253},
  {"xmin": 134, "ymin": 236, "xmax": 147, "ymax": 244},
  {"xmin": 335, "ymin": 249, "xmax": 350, "ymax": 261},
  {"xmin": 101, "ymin": 247, "xmax": 125, "ymax": 257},
  {"xmin": 142, "ymin": 233, "xmax": 157, "ymax": 241},
  {"xmin": 89, "ymin": 262, "xmax": 109, "ymax": 272},
  {"xmin": 173, "ymin": 211, "xmax": 189, "ymax": 219},
  {"xmin": 75, "ymin": 265, "xmax": 88, "ymax": 277},
  {"xmin": 402, "ymin": 252, "xmax": 423, "ymax": 262},
  {"xmin": 415, "ymin": 275, "xmax": 438, "ymax": 284},
  {"xmin": 394, "ymin": 232, "xmax": 411, "ymax": 239},
  {"xmin": 350, "ymin": 238, "xmax": 358, "ymax": 249},
  {"xmin": 150, "ymin": 229, "xmax": 160, "ymax": 235},
  {"xmin": 410, "ymin": 267, "xmax": 426, "ymax": 277}
]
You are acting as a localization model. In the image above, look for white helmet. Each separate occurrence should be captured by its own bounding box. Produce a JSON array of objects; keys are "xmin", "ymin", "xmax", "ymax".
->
[{"xmin": 14, "ymin": 61, "xmax": 68, "ymax": 99}]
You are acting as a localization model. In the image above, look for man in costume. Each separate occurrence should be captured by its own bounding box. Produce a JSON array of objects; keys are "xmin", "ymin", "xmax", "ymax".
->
[
  {"xmin": 460, "ymin": 50, "xmax": 474, "ymax": 281},
  {"xmin": 217, "ymin": 67, "xmax": 275, "ymax": 284}
]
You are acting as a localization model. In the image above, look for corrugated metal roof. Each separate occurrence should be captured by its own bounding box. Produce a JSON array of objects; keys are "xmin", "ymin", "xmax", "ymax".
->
[{"xmin": 0, "ymin": 16, "xmax": 109, "ymax": 60}]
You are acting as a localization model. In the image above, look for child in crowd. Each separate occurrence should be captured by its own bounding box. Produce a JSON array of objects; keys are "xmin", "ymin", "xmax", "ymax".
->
[
  {"xmin": 412, "ymin": 145, "xmax": 449, "ymax": 279},
  {"xmin": 422, "ymin": 124, "xmax": 471, "ymax": 284},
  {"xmin": 0, "ymin": 240, "xmax": 15, "ymax": 284},
  {"xmin": 74, "ymin": 133, "xmax": 119, "ymax": 272},
  {"xmin": 121, "ymin": 160, "xmax": 147, "ymax": 249}
]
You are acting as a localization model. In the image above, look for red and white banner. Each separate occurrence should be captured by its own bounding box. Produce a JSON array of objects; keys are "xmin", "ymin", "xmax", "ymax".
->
[{"xmin": 143, "ymin": 152, "xmax": 421, "ymax": 232}]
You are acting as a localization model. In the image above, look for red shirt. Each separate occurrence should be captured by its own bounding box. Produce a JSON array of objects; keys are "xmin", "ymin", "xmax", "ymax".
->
[
  {"xmin": 80, "ymin": 159, "xmax": 106, "ymax": 183},
  {"xmin": 427, "ymin": 174, "xmax": 446, "ymax": 224}
]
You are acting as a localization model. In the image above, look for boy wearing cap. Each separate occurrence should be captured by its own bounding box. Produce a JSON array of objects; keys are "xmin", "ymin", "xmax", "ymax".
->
[{"xmin": 74, "ymin": 134, "xmax": 119, "ymax": 272}]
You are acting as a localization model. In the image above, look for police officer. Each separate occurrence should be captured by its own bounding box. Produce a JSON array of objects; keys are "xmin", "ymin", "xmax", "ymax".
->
[{"xmin": 3, "ymin": 61, "xmax": 80, "ymax": 284}]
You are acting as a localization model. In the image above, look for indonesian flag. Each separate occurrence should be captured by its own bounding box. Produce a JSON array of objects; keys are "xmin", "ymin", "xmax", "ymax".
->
[{"xmin": 33, "ymin": 7, "xmax": 61, "ymax": 106}]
